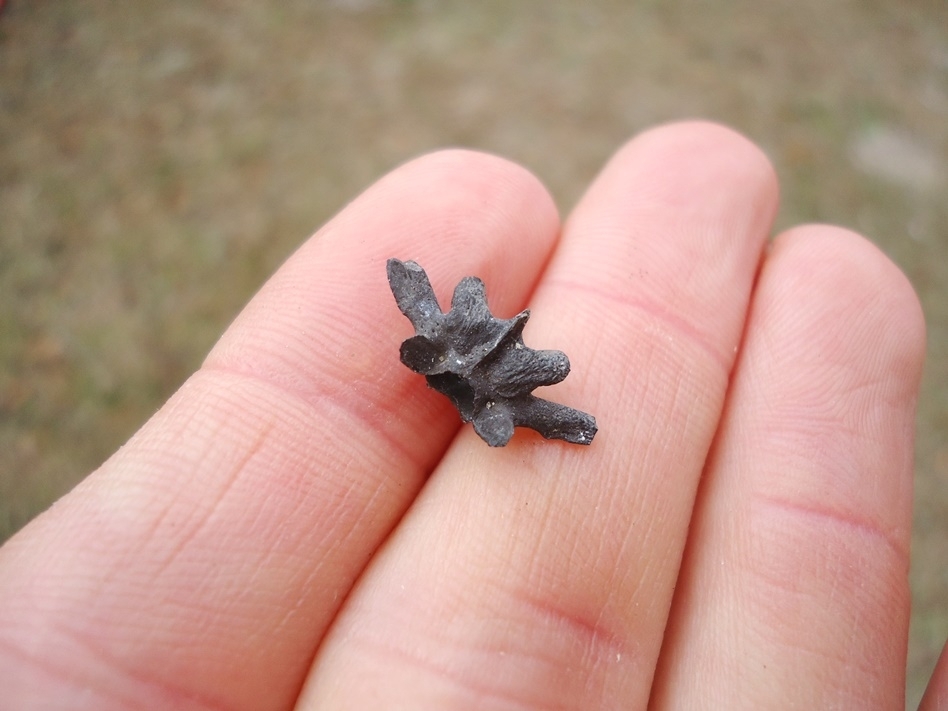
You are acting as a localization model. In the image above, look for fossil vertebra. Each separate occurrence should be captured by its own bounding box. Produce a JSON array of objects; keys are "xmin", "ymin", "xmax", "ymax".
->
[{"xmin": 387, "ymin": 258, "xmax": 597, "ymax": 447}]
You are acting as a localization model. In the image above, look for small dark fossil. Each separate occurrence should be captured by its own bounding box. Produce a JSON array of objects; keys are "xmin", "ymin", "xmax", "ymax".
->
[{"xmin": 386, "ymin": 258, "xmax": 597, "ymax": 447}]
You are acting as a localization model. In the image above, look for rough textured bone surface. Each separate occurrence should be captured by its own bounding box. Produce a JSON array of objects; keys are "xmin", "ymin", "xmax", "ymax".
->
[{"xmin": 387, "ymin": 258, "xmax": 597, "ymax": 447}]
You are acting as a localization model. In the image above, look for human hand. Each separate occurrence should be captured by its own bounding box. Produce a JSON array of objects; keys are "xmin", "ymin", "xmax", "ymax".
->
[{"xmin": 0, "ymin": 122, "xmax": 940, "ymax": 709}]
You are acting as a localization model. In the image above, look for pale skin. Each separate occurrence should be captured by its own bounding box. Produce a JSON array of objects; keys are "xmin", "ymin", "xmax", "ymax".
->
[{"xmin": 0, "ymin": 121, "xmax": 943, "ymax": 710}]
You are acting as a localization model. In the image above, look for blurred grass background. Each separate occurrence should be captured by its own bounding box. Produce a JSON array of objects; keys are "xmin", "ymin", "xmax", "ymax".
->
[{"xmin": 1, "ymin": 0, "xmax": 946, "ymax": 705}]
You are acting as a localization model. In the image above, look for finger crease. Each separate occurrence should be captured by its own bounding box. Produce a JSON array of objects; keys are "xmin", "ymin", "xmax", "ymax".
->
[
  {"xmin": 754, "ymin": 492, "xmax": 909, "ymax": 565},
  {"xmin": 197, "ymin": 364, "xmax": 433, "ymax": 470},
  {"xmin": 545, "ymin": 278, "xmax": 733, "ymax": 374}
]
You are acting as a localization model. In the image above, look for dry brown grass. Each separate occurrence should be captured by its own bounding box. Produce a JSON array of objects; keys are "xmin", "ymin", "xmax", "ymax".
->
[{"xmin": 2, "ymin": 0, "xmax": 947, "ymax": 704}]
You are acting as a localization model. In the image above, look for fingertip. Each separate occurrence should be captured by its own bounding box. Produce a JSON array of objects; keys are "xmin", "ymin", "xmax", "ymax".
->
[
  {"xmin": 205, "ymin": 145, "xmax": 561, "ymax": 411},
  {"xmin": 361, "ymin": 147, "xmax": 560, "ymax": 263},
  {"xmin": 397, "ymin": 147, "xmax": 558, "ymax": 214},
  {"xmin": 634, "ymin": 120, "xmax": 777, "ymax": 176},
  {"xmin": 595, "ymin": 120, "xmax": 779, "ymax": 214},
  {"xmin": 208, "ymin": 147, "xmax": 560, "ymax": 372},
  {"xmin": 768, "ymin": 224, "xmax": 926, "ymax": 389}
]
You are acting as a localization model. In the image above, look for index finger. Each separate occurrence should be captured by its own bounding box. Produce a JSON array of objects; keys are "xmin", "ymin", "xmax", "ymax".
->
[{"xmin": 0, "ymin": 150, "xmax": 559, "ymax": 711}]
